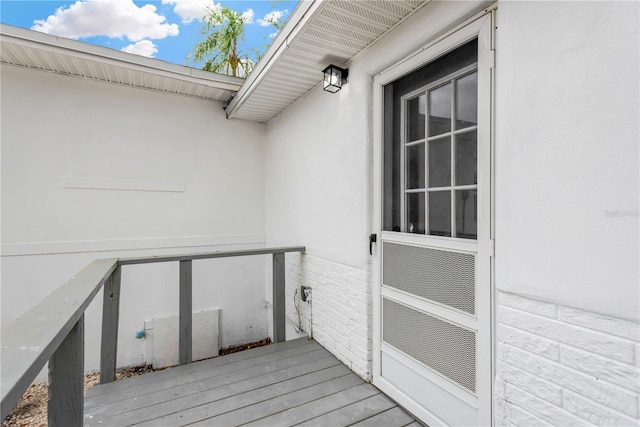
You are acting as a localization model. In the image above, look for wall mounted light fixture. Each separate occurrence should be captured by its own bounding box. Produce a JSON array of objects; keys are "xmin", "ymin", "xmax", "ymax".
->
[{"xmin": 322, "ymin": 64, "xmax": 348, "ymax": 93}]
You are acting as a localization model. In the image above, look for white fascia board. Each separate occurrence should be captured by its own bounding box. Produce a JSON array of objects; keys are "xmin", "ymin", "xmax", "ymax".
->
[
  {"xmin": 224, "ymin": 0, "xmax": 324, "ymax": 119},
  {"xmin": 0, "ymin": 24, "xmax": 244, "ymax": 92}
]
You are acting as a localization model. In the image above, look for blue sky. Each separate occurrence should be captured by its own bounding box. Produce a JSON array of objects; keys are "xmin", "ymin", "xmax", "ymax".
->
[{"xmin": 0, "ymin": 0, "xmax": 297, "ymax": 68}]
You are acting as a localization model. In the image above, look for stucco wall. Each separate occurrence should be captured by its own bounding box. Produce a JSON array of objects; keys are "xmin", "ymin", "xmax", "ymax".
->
[
  {"xmin": 2, "ymin": 1, "xmax": 637, "ymax": 424},
  {"xmin": 264, "ymin": 0, "xmax": 639, "ymax": 424},
  {"xmin": 494, "ymin": 3, "xmax": 640, "ymax": 425},
  {"xmin": 1, "ymin": 65, "xmax": 269, "ymax": 375},
  {"xmin": 264, "ymin": 0, "xmax": 489, "ymax": 378},
  {"xmin": 495, "ymin": 1, "xmax": 639, "ymax": 321}
]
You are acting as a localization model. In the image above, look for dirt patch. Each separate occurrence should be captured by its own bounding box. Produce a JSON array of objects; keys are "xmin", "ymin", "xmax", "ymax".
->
[
  {"xmin": 1, "ymin": 382, "xmax": 48, "ymax": 427},
  {"xmin": 1, "ymin": 368, "xmax": 158, "ymax": 427},
  {"xmin": 2, "ymin": 338, "xmax": 271, "ymax": 427},
  {"xmin": 220, "ymin": 337, "xmax": 271, "ymax": 355}
]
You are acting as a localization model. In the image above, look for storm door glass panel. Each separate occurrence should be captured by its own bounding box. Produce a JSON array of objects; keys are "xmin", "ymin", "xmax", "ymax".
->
[
  {"xmin": 428, "ymin": 191, "xmax": 451, "ymax": 236},
  {"xmin": 452, "ymin": 70, "xmax": 478, "ymax": 239},
  {"xmin": 456, "ymin": 72, "xmax": 478, "ymax": 129},
  {"xmin": 456, "ymin": 189, "xmax": 477, "ymax": 239},
  {"xmin": 383, "ymin": 39, "xmax": 478, "ymax": 235},
  {"xmin": 428, "ymin": 137, "xmax": 451, "ymax": 187},
  {"xmin": 407, "ymin": 95, "xmax": 426, "ymax": 142},
  {"xmin": 406, "ymin": 143, "xmax": 425, "ymax": 189},
  {"xmin": 456, "ymin": 131, "xmax": 477, "ymax": 185},
  {"xmin": 428, "ymin": 84, "xmax": 452, "ymax": 136},
  {"xmin": 406, "ymin": 192, "xmax": 425, "ymax": 234}
]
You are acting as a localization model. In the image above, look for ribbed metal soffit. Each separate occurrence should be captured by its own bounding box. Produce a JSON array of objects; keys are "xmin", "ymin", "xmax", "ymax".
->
[
  {"xmin": 1, "ymin": 0, "xmax": 426, "ymax": 120},
  {"xmin": 0, "ymin": 25, "xmax": 242, "ymax": 103},
  {"xmin": 229, "ymin": 0, "xmax": 428, "ymax": 123}
]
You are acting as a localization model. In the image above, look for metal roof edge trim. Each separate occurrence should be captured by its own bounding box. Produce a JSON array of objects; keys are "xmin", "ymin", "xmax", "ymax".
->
[
  {"xmin": 224, "ymin": 0, "xmax": 324, "ymax": 119},
  {"xmin": 0, "ymin": 23, "xmax": 244, "ymax": 92}
]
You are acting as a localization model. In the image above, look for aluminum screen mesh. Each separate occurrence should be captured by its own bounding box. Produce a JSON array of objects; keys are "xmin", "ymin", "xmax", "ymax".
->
[
  {"xmin": 383, "ymin": 242, "xmax": 475, "ymax": 314},
  {"xmin": 383, "ymin": 298, "xmax": 476, "ymax": 393}
]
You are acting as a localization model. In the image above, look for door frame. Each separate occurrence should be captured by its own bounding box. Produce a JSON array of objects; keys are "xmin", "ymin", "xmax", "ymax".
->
[{"xmin": 371, "ymin": 7, "xmax": 496, "ymax": 426}]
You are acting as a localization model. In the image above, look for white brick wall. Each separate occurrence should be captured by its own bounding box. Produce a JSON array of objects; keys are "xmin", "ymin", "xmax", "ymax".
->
[
  {"xmin": 282, "ymin": 253, "xmax": 372, "ymax": 380},
  {"xmin": 496, "ymin": 292, "xmax": 640, "ymax": 426}
]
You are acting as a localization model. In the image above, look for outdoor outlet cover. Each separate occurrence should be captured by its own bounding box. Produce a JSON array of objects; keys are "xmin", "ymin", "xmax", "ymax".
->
[{"xmin": 301, "ymin": 286, "xmax": 311, "ymax": 302}]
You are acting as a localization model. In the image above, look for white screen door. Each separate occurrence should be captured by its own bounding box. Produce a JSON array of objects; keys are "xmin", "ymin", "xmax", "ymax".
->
[{"xmin": 372, "ymin": 13, "xmax": 494, "ymax": 427}]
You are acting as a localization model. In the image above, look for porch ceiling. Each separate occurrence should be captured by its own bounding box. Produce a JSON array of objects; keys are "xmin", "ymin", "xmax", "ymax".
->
[
  {"xmin": 0, "ymin": 24, "xmax": 242, "ymax": 103},
  {"xmin": 226, "ymin": 0, "xmax": 429, "ymax": 123}
]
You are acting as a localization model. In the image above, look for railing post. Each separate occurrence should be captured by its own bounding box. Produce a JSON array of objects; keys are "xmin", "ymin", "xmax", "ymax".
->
[
  {"xmin": 48, "ymin": 314, "xmax": 84, "ymax": 427},
  {"xmin": 100, "ymin": 266, "xmax": 121, "ymax": 384},
  {"xmin": 272, "ymin": 253, "xmax": 285, "ymax": 343},
  {"xmin": 179, "ymin": 260, "xmax": 193, "ymax": 365}
]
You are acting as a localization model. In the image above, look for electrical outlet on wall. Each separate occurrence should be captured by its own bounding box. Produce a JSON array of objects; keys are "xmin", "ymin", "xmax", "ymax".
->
[{"xmin": 301, "ymin": 285, "xmax": 312, "ymax": 302}]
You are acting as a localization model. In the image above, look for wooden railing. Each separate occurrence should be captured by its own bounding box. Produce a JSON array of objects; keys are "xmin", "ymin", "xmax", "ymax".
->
[{"xmin": 0, "ymin": 246, "xmax": 305, "ymax": 426}]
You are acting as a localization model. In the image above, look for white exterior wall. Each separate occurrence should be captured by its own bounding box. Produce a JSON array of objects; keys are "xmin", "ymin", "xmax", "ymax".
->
[
  {"xmin": 495, "ymin": 1, "xmax": 639, "ymax": 321},
  {"xmin": 263, "ymin": 74, "xmax": 375, "ymax": 375},
  {"xmin": 1, "ymin": 65, "xmax": 269, "ymax": 376},
  {"xmin": 2, "ymin": 1, "xmax": 638, "ymax": 424},
  {"xmin": 495, "ymin": 3, "xmax": 640, "ymax": 424},
  {"xmin": 264, "ymin": 1, "xmax": 489, "ymax": 379},
  {"xmin": 266, "ymin": 0, "xmax": 640, "ymax": 425}
]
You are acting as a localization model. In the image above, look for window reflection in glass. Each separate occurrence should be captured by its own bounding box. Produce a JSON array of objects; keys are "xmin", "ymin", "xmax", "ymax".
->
[
  {"xmin": 406, "ymin": 143, "xmax": 425, "ymax": 189},
  {"xmin": 429, "ymin": 83, "xmax": 452, "ymax": 136},
  {"xmin": 456, "ymin": 72, "xmax": 477, "ymax": 129},
  {"xmin": 383, "ymin": 39, "xmax": 478, "ymax": 237},
  {"xmin": 455, "ymin": 131, "xmax": 477, "ymax": 185},
  {"xmin": 428, "ymin": 191, "xmax": 451, "ymax": 237},
  {"xmin": 428, "ymin": 137, "xmax": 451, "ymax": 187},
  {"xmin": 407, "ymin": 95, "xmax": 426, "ymax": 142},
  {"xmin": 406, "ymin": 192, "xmax": 425, "ymax": 234},
  {"xmin": 456, "ymin": 190, "xmax": 477, "ymax": 239}
]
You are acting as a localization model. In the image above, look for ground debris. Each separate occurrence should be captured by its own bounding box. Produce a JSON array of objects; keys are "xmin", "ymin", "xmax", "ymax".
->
[
  {"xmin": 220, "ymin": 337, "xmax": 271, "ymax": 355},
  {"xmin": 1, "ymin": 382, "xmax": 48, "ymax": 427}
]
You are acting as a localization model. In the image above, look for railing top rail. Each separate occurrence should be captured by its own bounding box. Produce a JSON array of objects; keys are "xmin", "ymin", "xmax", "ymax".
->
[
  {"xmin": 1, "ymin": 246, "xmax": 305, "ymax": 420},
  {"xmin": 0, "ymin": 258, "xmax": 118, "ymax": 420},
  {"xmin": 118, "ymin": 246, "xmax": 306, "ymax": 266}
]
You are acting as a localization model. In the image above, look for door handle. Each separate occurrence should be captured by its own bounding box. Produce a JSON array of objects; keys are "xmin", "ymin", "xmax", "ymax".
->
[{"xmin": 369, "ymin": 233, "xmax": 377, "ymax": 255}]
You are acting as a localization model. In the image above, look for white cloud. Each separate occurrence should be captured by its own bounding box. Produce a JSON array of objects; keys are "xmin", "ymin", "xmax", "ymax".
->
[
  {"xmin": 31, "ymin": 0, "xmax": 179, "ymax": 42},
  {"xmin": 161, "ymin": 0, "xmax": 220, "ymax": 24},
  {"xmin": 121, "ymin": 40, "xmax": 158, "ymax": 57},
  {"xmin": 241, "ymin": 8, "xmax": 254, "ymax": 24},
  {"xmin": 257, "ymin": 9, "xmax": 288, "ymax": 27}
]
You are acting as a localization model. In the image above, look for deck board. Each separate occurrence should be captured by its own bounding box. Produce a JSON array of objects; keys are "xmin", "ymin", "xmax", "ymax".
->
[
  {"xmin": 92, "ymin": 359, "xmax": 346, "ymax": 425},
  {"xmin": 349, "ymin": 406, "xmax": 416, "ymax": 427},
  {"xmin": 296, "ymin": 394, "xmax": 396, "ymax": 427},
  {"xmin": 87, "ymin": 348, "xmax": 333, "ymax": 417},
  {"xmin": 242, "ymin": 383, "xmax": 381, "ymax": 427},
  {"xmin": 86, "ymin": 339, "xmax": 318, "ymax": 404},
  {"xmin": 85, "ymin": 338, "xmax": 419, "ymax": 426}
]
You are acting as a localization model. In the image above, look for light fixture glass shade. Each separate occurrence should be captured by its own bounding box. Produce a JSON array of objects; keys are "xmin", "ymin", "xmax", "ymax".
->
[{"xmin": 322, "ymin": 64, "xmax": 348, "ymax": 93}]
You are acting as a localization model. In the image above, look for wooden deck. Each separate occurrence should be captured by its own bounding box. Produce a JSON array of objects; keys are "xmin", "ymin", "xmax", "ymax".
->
[{"xmin": 85, "ymin": 337, "xmax": 420, "ymax": 426}]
